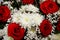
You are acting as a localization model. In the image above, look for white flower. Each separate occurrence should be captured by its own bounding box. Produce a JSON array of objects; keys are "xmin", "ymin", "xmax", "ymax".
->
[
  {"xmin": 11, "ymin": 11, "xmax": 21, "ymax": 23},
  {"xmin": 11, "ymin": 11, "xmax": 44, "ymax": 29},
  {"xmin": 20, "ymin": 13, "xmax": 32, "ymax": 28},
  {"xmin": 0, "ymin": 29, "xmax": 4, "ymax": 36},
  {"xmin": 33, "ymin": 13, "xmax": 44, "ymax": 25},
  {"xmin": 26, "ymin": 4, "xmax": 39, "ymax": 12},
  {"xmin": 20, "ymin": 4, "xmax": 39, "ymax": 13},
  {"xmin": 57, "ymin": 0, "xmax": 60, "ymax": 4},
  {"xmin": 3, "ymin": 24, "xmax": 8, "ymax": 35},
  {"xmin": 20, "ymin": 5, "xmax": 28, "ymax": 12},
  {"xmin": 3, "ymin": 36, "xmax": 14, "ymax": 40},
  {"xmin": 0, "ymin": 24, "xmax": 8, "ymax": 37},
  {"xmin": 25, "ymin": 27, "xmax": 38, "ymax": 40}
]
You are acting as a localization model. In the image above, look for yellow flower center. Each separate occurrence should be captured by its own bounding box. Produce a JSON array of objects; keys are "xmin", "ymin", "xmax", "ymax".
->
[{"xmin": 25, "ymin": 17, "xmax": 29, "ymax": 22}]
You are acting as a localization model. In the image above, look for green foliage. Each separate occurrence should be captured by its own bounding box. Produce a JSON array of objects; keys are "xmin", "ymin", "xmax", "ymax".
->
[{"xmin": 0, "ymin": 22, "xmax": 6, "ymax": 29}]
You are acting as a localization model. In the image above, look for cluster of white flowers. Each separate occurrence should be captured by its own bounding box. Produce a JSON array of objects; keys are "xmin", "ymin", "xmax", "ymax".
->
[
  {"xmin": 24, "ymin": 25, "xmax": 41, "ymax": 40},
  {"xmin": 11, "ymin": 4, "xmax": 44, "ymax": 29},
  {"xmin": 20, "ymin": 4, "xmax": 39, "ymax": 13},
  {"xmin": 11, "ymin": 12, "xmax": 44, "ymax": 29}
]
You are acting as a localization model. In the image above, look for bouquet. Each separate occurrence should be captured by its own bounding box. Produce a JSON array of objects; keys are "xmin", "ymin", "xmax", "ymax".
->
[{"xmin": 0, "ymin": 0, "xmax": 60, "ymax": 40}]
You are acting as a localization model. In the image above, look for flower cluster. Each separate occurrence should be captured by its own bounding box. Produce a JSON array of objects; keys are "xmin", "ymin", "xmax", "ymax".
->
[
  {"xmin": 11, "ymin": 12, "xmax": 44, "ymax": 29},
  {"xmin": 0, "ymin": 0, "xmax": 60, "ymax": 40}
]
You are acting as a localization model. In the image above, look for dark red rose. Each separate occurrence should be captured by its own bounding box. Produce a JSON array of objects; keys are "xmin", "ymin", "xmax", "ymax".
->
[
  {"xmin": 40, "ymin": 1, "xmax": 59, "ymax": 15},
  {"xmin": 8, "ymin": 23, "xmax": 25, "ymax": 40},
  {"xmin": 0, "ymin": 6, "xmax": 10, "ymax": 22},
  {"xmin": 39, "ymin": 19, "xmax": 52, "ymax": 37},
  {"xmin": 22, "ymin": 0, "xmax": 34, "ymax": 4},
  {"xmin": 56, "ymin": 20, "xmax": 60, "ymax": 31}
]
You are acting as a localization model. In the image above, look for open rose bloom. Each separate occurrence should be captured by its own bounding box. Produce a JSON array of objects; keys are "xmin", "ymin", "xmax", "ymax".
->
[{"xmin": 0, "ymin": 0, "xmax": 60, "ymax": 40}]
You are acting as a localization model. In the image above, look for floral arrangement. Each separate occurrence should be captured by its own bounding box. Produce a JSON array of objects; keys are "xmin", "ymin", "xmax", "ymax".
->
[{"xmin": 0, "ymin": 0, "xmax": 60, "ymax": 40}]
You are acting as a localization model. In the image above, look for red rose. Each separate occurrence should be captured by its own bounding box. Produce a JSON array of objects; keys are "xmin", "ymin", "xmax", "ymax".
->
[
  {"xmin": 56, "ymin": 20, "xmax": 60, "ymax": 31},
  {"xmin": 8, "ymin": 23, "xmax": 25, "ymax": 40},
  {"xmin": 40, "ymin": 1, "xmax": 59, "ymax": 15},
  {"xmin": 0, "ymin": 6, "xmax": 10, "ymax": 22},
  {"xmin": 22, "ymin": 0, "xmax": 34, "ymax": 4},
  {"xmin": 39, "ymin": 19, "xmax": 52, "ymax": 37}
]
